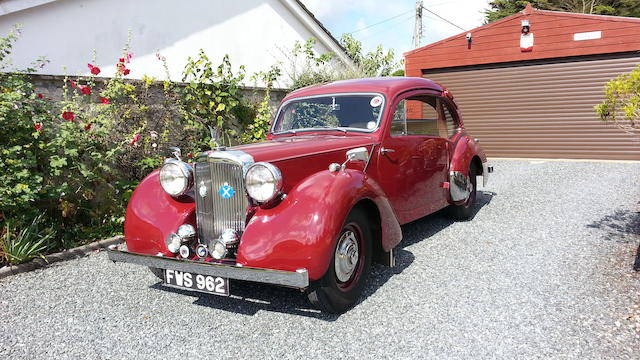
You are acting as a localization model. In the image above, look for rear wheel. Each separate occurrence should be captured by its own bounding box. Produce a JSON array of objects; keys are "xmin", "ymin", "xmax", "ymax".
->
[
  {"xmin": 307, "ymin": 208, "xmax": 372, "ymax": 313},
  {"xmin": 446, "ymin": 163, "xmax": 478, "ymax": 220}
]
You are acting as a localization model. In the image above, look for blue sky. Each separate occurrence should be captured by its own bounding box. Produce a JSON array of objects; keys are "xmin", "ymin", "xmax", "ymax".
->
[{"xmin": 302, "ymin": 0, "xmax": 491, "ymax": 58}]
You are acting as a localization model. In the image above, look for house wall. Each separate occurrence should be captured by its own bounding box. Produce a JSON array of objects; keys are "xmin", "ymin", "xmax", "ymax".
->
[{"xmin": 0, "ymin": 0, "xmax": 333, "ymax": 87}]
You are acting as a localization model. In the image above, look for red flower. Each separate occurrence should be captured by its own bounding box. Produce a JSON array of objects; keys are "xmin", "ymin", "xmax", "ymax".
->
[
  {"xmin": 37, "ymin": 93, "xmax": 44, "ymax": 99},
  {"xmin": 33, "ymin": 123, "xmax": 43, "ymax": 132},
  {"xmin": 100, "ymin": 97, "xmax": 110, "ymax": 104},
  {"xmin": 70, "ymin": 80, "xmax": 77, "ymax": 88},
  {"xmin": 119, "ymin": 57, "xmax": 125, "ymax": 63},
  {"xmin": 123, "ymin": 68, "xmax": 130, "ymax": 76},
  {"xmin": 62, "ymin": 111, "xmax": 75, "ymax": 121},
  {"xmin": 84, "ymin": 123, "xmax": 93, "ymax": 131},
  {"xmin": 129, "ymin": 133, "xmax": 141, "ymax": 146},
  {"xmin": 187, "ymin": 153, "xmax": 193, "ymax": 159},
  {"xmin": 79, "ymin": 85, "xmax": 92, "ymax": 95},
  {"xmin": 87, "ymin": 63, "xmax": 101, "ymax": 75}
]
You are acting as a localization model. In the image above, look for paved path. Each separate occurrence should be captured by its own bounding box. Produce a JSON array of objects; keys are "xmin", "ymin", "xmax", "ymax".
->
[{"xmin": 1, "ymin": 160, "xmax": 639, "ymax": 359}]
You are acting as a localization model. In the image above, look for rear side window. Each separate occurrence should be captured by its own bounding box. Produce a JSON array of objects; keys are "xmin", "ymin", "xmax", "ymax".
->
[{"xmin": 391, "ymin": 95, "xmax": 458, "ymax": 138}]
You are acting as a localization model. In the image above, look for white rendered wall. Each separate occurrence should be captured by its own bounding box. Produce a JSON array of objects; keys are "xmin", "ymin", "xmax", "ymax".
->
[{"xmin": 0, "ymin": 0, "xmax": 334, "ymax": 87}]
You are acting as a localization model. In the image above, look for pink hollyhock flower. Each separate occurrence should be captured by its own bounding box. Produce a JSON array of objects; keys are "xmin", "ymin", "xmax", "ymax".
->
[
  {"xmin": 70, "ymin": 80, "xmax": 77, "ymax": 88},
  {"xmin": 37, "ymin": 93, "xmax": 44, "ymax": 99},
  {"xmin": 80, "ymin": 85, "xmax": 92, "ymax": 95},
  {"xmin": 62, "ymin": 111, "xmax": 75, "ymax": 121},
  {"xmin": 34, "ymin": 123, "xmax": 43, "ymax": 132},
  {"xmin": 155, "ymin": 52, "xmax": 161, "ymax": 60},
  {"xmin": 100, "ymin": 97, "xmax": 110, "ymax": 104},
  {"xmin": 84, "ymin": 123, "xmax": 93, "ymax": 131},
  {"xmin": 129, "ymin": 133, "xmax": 141, "ymax": 146},
  {"xmin": 87, "ymin": 63, "xmax": 101, "ymax": 75},
  {"xmin": 126, "ymin": 52, "xmax": 134, "ymax": 63}
]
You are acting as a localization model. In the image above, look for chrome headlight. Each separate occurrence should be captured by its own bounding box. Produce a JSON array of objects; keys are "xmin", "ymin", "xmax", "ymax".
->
[
  {"xmin": 159, "ymin": 159, "xmax": 193, "ymax": 197},
  {"xmin": 245, "ymin": 162, "xmax": 283, "ymax": 203}
]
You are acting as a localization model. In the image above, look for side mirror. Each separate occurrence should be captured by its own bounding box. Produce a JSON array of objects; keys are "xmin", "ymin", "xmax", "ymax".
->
[{"xmin": 346, "ymin": 147, "xmax": 369, "ymax": 162}]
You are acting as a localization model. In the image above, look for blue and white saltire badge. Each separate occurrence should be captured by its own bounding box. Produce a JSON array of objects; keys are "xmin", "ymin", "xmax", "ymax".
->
[{"xmin": 219, "ymin": 184, "xmax": 235, "ymax": 199}]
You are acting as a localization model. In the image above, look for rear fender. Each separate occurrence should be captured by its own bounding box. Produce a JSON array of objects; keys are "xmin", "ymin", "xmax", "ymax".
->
[
  {"xmin": 237, "ymin": 169, "xmax": 402, "ymax": 280},
  {"xmin": 449, "ymin": 136, "xmax": 486, "ymax": 202},
  {"xmin": 124, "ymin": 170, "xmax": 196, "ymax": 255}
]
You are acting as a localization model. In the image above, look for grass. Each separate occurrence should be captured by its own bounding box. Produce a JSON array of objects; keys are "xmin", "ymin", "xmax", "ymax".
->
[{"xmin": 0, "ymin": 214, "xmax": 54, "ymax": 265}]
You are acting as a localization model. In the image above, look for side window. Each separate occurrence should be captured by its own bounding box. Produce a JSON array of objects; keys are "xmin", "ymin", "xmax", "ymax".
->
[
  {"xmin": 440, "ymin": 102, "xmax": 459, "ymax": 138},
  {"xmin": 391, "ymin": 96, "xmax": 440, "ymax": 136},
  {"xmin": 391, "ymin": 95, "xmax": 459, "ymax": 138}
]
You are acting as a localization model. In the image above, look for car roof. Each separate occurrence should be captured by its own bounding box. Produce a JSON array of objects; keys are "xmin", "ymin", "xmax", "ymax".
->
[{"xmin": 283, "ymin": 77, "xmax": 445, "ymax": 101}]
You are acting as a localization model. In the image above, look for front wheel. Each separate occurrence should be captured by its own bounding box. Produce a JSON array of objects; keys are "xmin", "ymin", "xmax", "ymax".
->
[{"xmin": 307, "ymin": 208, "xmax": 372, "ymax": 313}]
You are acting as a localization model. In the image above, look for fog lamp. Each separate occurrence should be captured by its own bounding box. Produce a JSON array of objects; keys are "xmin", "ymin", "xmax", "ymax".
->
[
  {"xmin": 211, "ymin": 241, "xmax": 228, "ymax": 260},
  {"xmin": 165, "ymin": 233, "xmax": 181, "ymax": 254},
  {"xmin": 177, "ymin": 224, "xmax": 196, "ymax": 243}
]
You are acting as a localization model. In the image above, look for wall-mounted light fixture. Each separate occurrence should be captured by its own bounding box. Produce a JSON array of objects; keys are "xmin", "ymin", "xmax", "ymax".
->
[{"xmin": 520, "ymin": 19, "xmax": 533, "ymax": 52}]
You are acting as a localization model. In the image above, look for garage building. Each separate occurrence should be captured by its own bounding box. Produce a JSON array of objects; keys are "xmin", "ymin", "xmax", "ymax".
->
[{"xmin": 405, "ymin": 4, "xmax": 640, "ymax": 160}]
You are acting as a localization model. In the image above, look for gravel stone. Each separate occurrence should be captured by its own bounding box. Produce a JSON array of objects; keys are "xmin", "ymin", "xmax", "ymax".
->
[{"xmin": 1, "ymin": 160, "xmax": 639, "ymax": 359}]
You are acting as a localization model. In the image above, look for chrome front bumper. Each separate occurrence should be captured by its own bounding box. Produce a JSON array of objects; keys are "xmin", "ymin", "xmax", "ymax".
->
[{"xmin": 107, "ymin": 246, "xmax": 309, "ymax": 289}]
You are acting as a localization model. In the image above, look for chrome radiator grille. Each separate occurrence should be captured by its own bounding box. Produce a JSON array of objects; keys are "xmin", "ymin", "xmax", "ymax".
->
[{"xmin": 194, "ymin": 160, "xmax": 248, "ymax": 245}]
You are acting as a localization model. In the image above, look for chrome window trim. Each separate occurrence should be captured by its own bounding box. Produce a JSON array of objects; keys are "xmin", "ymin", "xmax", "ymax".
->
[{"xmin": 271, "ymin": 92, "xmax": 387, "ymax": 135}]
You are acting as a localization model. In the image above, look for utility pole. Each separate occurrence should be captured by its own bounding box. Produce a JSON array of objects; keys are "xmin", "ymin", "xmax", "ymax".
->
[{"xmin": 414, "ymin": 0, "xmax": 423, "ymax": 48}]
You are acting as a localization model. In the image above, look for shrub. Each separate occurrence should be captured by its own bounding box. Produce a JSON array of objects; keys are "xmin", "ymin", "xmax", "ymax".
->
[
  {"xmin": 283, "ymin": 36, "xmax": 402, "ymax": 90},
  {"xmin": 595, "ymin": 64, "xmax": 640, "ymax": 137},
  {"xmin": 0, "ymin": 26, "xmax": 284, "ymax": 261}
]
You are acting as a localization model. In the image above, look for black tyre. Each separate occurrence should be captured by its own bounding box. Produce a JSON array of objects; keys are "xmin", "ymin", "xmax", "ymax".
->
[
  {"xmin": 446, "ymin": 163, "xmax": 478, "ymax": 220},
  {"xmin": 149, "ymin": 267, "xmax": 164, "ymax": 280},
  {"xmin": 307, "ymin": 207, "xmax": 372, "ymax": 313}
]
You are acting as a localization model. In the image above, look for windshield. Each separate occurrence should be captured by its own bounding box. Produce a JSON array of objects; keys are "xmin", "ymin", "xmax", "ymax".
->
[{"xmin": 272, "ymin": 94, "xmax": 385, "ymax": 134}]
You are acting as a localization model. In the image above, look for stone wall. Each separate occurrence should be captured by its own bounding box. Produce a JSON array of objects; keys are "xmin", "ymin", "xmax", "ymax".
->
[{"xmin": 30, "ymin": 74, "xmax": 289, "ymax": 110}]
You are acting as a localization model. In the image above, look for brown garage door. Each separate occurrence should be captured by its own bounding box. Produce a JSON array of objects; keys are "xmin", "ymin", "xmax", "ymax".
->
[{"xmin": 424, "ymin": 56, "xmax": 640, "ymax": 160}]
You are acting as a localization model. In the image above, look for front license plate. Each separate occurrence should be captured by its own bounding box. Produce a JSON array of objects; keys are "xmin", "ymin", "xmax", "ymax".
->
[{"xmin": 164, "ymin": 269, "xmax": 229, "ymax": 296}]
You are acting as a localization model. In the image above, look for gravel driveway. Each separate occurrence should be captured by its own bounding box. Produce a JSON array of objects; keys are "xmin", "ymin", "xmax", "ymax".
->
[{"xmin": 1, "ymin": 160, "xmax": 639, "ymax": 359}]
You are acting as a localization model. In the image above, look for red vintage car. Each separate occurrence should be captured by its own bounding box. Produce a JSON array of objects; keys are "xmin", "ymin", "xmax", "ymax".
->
[{"xmin": 108, "ymin": 77, "xmax": 492, "ymax": 313}]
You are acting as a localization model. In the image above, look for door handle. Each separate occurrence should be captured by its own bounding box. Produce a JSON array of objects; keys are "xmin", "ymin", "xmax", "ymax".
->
[{"xmin": 380, "ymin": 147, "xmax": 395, "ymax": 154}]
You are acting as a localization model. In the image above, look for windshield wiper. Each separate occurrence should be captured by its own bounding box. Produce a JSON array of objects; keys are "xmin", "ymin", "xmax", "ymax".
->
[{"xmin": 320, "ymin": 127, "xmax": 348, "ymax": 134}]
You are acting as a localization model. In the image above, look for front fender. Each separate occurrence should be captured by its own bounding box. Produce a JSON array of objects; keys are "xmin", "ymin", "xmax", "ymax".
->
[
  {"xmin": 124, "ymin": 170, "xmax": 195, "ymax": 255},
  {"xmin": 237, "ymin": 169, "xmax": 401, "ymax": 281}
]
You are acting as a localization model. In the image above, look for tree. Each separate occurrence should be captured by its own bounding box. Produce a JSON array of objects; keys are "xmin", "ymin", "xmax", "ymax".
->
[
  {"xmin": 283, "ymin": 36, "xmax": 402, "ymax": 90},
  {"xmin": 595, "ymin": 65, "xmax": 640, "ymax": 137},
  {"xmin": 484, "ymin": 0, "xmax": 640, "ymax": 23}
]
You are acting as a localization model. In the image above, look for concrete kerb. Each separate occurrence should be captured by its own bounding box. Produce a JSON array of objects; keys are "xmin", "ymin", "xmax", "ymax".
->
[{"xmin": 0, "ymin": 235, "xmax": 124, "ymax": 280}]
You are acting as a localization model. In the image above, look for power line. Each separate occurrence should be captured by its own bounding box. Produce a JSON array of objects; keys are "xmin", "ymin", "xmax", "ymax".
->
[
  {"xmin": 357, "ymin": 14, "xmax": 415, "ymax": 42},
  {"xmin": 348, "ymin": 9, "xmax": 414, "ymax": 34},
  {"xmin": 421, "ymin": 5, "xmax": 467, "ymax": 32}
]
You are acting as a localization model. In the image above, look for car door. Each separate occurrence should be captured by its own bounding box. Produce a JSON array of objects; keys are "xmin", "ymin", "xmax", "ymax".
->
[{"xmin": 375, "ymin": 92, "xmax": 451, "ymax": 224}]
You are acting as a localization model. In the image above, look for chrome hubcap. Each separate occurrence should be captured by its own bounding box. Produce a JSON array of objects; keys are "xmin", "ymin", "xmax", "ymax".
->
[{"xmin": 334, "ymin": 230, "xmax": 359, "ymax": 283}]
